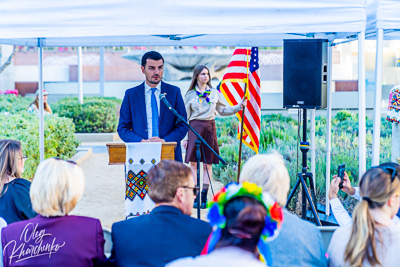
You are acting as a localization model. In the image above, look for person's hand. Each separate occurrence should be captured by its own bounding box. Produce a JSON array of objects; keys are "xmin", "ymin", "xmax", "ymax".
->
[
  {"xmin": 149, "ymin": 137, "xmax": 165, "ymax": 143},
  {"xmin": 329, "ymin": 176, "xmax": 341, "ymax": 200},
  {"xmin": 182, "ymin": 140, "xmax": 188, "ymax": 149},
  {"xmin": 141, "ymin": 139, "xmax": 150, "ymax": 142},
  {"xmin": 240, "ymin": 98, "xmax": 248, "ymax": 109},
  {"xmin": 341, "ymin": 171, "xmax": 355, "ymax": 196}
]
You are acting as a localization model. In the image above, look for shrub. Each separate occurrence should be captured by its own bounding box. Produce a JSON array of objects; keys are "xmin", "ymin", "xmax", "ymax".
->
[
  {"xmin": 0, "ymin": 112, "xmax": 79, "ymax": 179},
  {"xmin": 335, "ymin": 110, "xmax": 352, "ymax": 121},
  {"xmin": 52, "ymin": 97, "xmax": 121, "ymax": 133},
  {"xmin": 0, "ymin": 95, "xmax": 34, "ymax": 114}
]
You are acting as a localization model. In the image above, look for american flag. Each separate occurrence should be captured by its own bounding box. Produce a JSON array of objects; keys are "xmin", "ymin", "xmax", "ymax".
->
[{"xmin": 219, "ymin": 47, "xmax": 261, "ymax": 154}]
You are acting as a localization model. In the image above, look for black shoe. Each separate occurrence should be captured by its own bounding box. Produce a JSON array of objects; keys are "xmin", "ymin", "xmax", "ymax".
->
[
  {"xmin": 193, "ymin": 196, "xmax": 199, "ymax": 209},
  {"xmin": 200, "ymin": 190, "xmax": 208, "ymax": 209}
]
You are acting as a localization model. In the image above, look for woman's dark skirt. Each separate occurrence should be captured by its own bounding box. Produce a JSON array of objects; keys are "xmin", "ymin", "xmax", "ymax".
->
[{"xmin": 185, "ymin": 119, "xmax": 220, "ymax": 164}]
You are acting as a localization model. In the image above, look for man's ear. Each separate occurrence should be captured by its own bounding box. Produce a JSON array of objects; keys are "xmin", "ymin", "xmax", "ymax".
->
[
  {"xmin": 141, "ymin": 66, "xmax": 145, "ymax": 74},
  {"xmin": 175, "ymin": 187, "xmax": 185, "ymax": 203}
]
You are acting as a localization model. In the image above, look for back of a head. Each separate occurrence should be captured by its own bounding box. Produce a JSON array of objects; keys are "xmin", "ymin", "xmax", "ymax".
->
[
  {"xmin": 379, "ymin": 162, "xmax": 400, "ymax": 173},
  {"xmin": 0, "ymin": 139, "xmax": 22, "ymax": 194},
  {"xmin": 147, "ymin": 160, "xmax": 191, "ymax": 203},
  {"xmin": 141, "ymin": 51, "xmax": 164, "ymax": 67},
  {"xmin": 30, "ymin": 158, "xmax": 85, "ymax": 217},
  {"xmin": 344, "ymin": 167, "xmax": 400, "ymax": 266},
  {"xmin": 239, "ymin": 152, "xmax": 290, "ymax": 206},
  {"xmin": 215, "ymin": 196, "xmax": 266, "ymax": 252}
]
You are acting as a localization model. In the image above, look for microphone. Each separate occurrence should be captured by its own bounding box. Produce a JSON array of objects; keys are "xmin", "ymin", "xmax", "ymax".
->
[{"xmin": 159, "ymin": 93, "xmax": 172, "ymax": 109}]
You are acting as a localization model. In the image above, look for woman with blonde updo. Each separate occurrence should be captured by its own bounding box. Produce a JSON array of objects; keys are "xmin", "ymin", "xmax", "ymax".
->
[
  {"xmin": 328, "ymin": 166, "xmax": 400, "ymax": 267},
  {"xmin": 1, "ymin": 158, "xmax": 107, "ymax": 267}
]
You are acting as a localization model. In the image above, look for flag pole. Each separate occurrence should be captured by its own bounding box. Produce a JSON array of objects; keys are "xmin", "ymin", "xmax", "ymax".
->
[
  {"xmin": 237, "ymin": 48, "xmax": 250, "ymax": 183},
  {"xmin": 237, "ymin": 85, "xmax": 247, "ymax": 183}
]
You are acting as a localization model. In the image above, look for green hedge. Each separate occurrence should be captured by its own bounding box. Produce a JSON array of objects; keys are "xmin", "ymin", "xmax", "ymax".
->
[
  {"xmin": 52, "ymin": 97, "xmax": 121, "ymax": 133},
  {"xmin": 0, "ymin": 95, "xmax": 34, "ymax": 114},
  {"xmin": 0, "ymin": 113, "xmax": 79, "ymax": 178}
]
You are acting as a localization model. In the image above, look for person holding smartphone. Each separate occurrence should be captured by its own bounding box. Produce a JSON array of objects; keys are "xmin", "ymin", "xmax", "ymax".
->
[
  {"xmin": 329, "ymin": 162, "xmax": 400, "ymax": 227},
  {"xmin": 328, "ymin": 166, "xmax": 400, "ymax": 267}
]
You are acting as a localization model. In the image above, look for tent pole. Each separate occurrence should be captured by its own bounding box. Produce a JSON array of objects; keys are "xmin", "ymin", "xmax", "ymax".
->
[
  {"xmin": 99, "ymin": 47, "xmax": 105, "ymax": 97},
  {"xmin": 325, "ymin": 43, "xmax": 332, "ymax": 216},
  {"xmin": 78, "ymin": 46, "xmax": 83, "ymax": 104},
  {"xmin": 372, "ymin": 29, "xmax": 384, "ymax": 166},
  {"xmin": 38, "ymin": 38, "xmax": 44, "ymax": 162},
  {"xmin": 311, "ymin": 109, "xmax": 315, "ymax": 190},
  {"xmin": 358, "ymin": 31, "xmax": 367, "ymax": 177}
]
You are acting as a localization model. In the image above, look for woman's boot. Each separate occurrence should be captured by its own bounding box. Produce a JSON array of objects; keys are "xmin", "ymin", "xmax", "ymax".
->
[
  {"xmin": 193, "ymin": 195, "xmax": 199, "ymax": 209},
  {"xmin": 200, "ymin": 189, "xmax": 208, "ymax": 209}
]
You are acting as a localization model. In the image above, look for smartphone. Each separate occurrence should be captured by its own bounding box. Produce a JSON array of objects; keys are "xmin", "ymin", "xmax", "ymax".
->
[{"xmin": 338, "ymin": 164, "xmax": 346, "ymax": 190}]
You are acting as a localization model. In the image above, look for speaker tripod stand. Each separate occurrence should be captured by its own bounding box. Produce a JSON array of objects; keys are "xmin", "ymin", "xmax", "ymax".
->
[{"xmin": 286, "ymin": 109, "xmax": 321, "ymax": 226}]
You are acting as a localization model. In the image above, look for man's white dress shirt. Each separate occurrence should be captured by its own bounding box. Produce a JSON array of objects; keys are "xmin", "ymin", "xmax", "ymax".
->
[{"xmin": 144, "ymin": 82, "xmax": 161, "ymax": 139}]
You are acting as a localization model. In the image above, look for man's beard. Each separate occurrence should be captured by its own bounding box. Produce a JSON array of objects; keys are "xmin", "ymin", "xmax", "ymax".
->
[{"xmin": 148, "ymin": 76, "xmax": 161, "ymax": 85}]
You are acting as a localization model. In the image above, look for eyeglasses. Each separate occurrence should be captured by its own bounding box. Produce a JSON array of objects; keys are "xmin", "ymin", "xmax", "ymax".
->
[
  {"xmin": 372, "ymin": 165, "xmax": 397, "ymax": 183},
  {"xmin": 180, "ymin": 186, "xmax": 200, "ymax": 196},
  {"xmin": 53, "ymin": 157, "xmax": 77, "ymax": 165},
  {"xmin": 21, "ymin": 156, "xmax": 27, "ymax": 160}
]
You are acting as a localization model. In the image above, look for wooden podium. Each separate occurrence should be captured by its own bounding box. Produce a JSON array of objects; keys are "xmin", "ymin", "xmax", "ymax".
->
[{"xmin": 106, "ymin": 142, "xmax": 177, "ymax": 165}]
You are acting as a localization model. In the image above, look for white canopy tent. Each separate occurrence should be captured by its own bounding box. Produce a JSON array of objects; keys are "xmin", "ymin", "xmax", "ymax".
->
[
  {"xmin": 365, "ymin": 0, "xmax": 400, "ymax": 166},
  {"xmin": 0, "ymin": 0, "xmax": 367, "ymax": 217}
]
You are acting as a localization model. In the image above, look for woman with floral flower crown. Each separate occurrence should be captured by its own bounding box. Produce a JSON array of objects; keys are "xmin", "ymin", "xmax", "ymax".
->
[
  {"xmin": 182, "ymin": 65, "xmax": 247, "ymax": 209},
  {"xmin": 166, "ymin": 182, "xmax": 283, "ymax": 267}
]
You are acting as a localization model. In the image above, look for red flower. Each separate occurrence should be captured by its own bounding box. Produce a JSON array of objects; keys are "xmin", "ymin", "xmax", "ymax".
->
[
  {"xmin": 270, "ymin": 203, "xmax": 283, "ymax": 223},
  {"xmin": 212, "ymin": 187, "xmax": 226, "ymax": 202}
]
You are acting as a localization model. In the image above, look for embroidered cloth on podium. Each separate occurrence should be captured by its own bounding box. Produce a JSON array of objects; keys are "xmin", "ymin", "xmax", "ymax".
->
[
  {"xmin": 387, "ymin": 85, "xmax": 400, "ymax": 123},
  {"xmin": 125, "ymin": 142, "xmax": 162, "ymax": 219}
]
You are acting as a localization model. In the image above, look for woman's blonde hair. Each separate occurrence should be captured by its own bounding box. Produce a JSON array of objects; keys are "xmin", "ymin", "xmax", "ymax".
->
[
  {"xmin": 30, "ymin": 158, "xmax": 84, "ymax": 217},
  {"xmin": 187, "ymin": 65, "xmax": 212, "ymax": 93},
  {"xmin": 29, "ymin": 96, "xmax": 52, "ymax": 114},
  {"xmin": 239, "ymin": 152, "xmax": 290, "ymax": 206},
  {"xmin": 344, "ymin": 167, "xmax": 400, "ymax": 266},
  {"xmin": 0, "ymin": 140, "xmax": 23, "ymax": 195}
]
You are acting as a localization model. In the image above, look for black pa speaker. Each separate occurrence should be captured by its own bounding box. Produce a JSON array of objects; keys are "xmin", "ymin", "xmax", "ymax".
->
[{"xmin": 283, "ymin": 39, "xmax": 328, "ymax": 109}]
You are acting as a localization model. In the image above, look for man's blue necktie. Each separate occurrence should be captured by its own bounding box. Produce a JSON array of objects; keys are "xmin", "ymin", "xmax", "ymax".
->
[{"xmin": 151, "ymin": 87, "xmax": 159, "ymax": 137}]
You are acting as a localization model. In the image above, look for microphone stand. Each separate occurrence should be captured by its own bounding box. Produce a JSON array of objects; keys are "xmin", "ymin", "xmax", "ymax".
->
[{"xmin": 160, "ymin": 94, "xmax": 226, "ymax": 219}]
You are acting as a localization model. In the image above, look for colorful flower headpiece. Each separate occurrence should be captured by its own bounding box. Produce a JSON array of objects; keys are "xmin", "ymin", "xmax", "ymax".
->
[{"xmin": 202, "ymin": 182, "xmax": 284, "ymax": 265}]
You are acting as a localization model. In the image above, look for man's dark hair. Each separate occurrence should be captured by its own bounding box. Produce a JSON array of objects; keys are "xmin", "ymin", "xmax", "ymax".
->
[{"xmin": 141, "ymin": 51, "xmax": 164, "ymax": 67}]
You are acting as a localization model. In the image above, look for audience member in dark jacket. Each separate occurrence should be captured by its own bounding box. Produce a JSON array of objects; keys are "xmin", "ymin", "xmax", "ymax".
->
[
  {"xmin": 108, "ymin": 160, "xmax": 212, "ymax": 267},
  {"xmin": 1, "ymin": 158, "xmax": 107, "ymax": 267},
  {"xmin": 0, "ymin": 140, "xmax": 37, "ymax": 224}
]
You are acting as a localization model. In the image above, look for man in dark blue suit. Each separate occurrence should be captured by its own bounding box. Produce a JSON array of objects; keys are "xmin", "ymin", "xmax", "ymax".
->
[
  {"xmin": 117, "ymin": 51, "xmax": 188, "ymax": 162},
  {"xmin": 108, "ymin": 160, "xmax": 212, "ymax": 267}
]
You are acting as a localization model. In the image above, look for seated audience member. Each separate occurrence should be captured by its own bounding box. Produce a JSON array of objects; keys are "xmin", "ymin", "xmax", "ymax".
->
[
  {"xmin": 108, "ymin": 160, "xmax": 212, "ymax": 267},
  {"xmin": 239, "ymin": 153, "xmax": 327, "ymax": 267},
  {"xmin": 1, "ymin": 158, "xmax": 107, "ymax": 267},
  {"xmin": 0, "ymin": 140, "xmax": 37, "ymax": 224},
  {"xmin": 328, "ymin": 166, "xmax": 400, "ymax": 266},
  {"xmin": 329, "ymin": 162, "xmax": 400, "ymax": 226},
  {"xmin": 0, "ymin": 217, "xmax": 6, "ymax": 267},
  {"xmin": 167, "ymin": 182, "xmax": 282, "ymax": 267}
]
